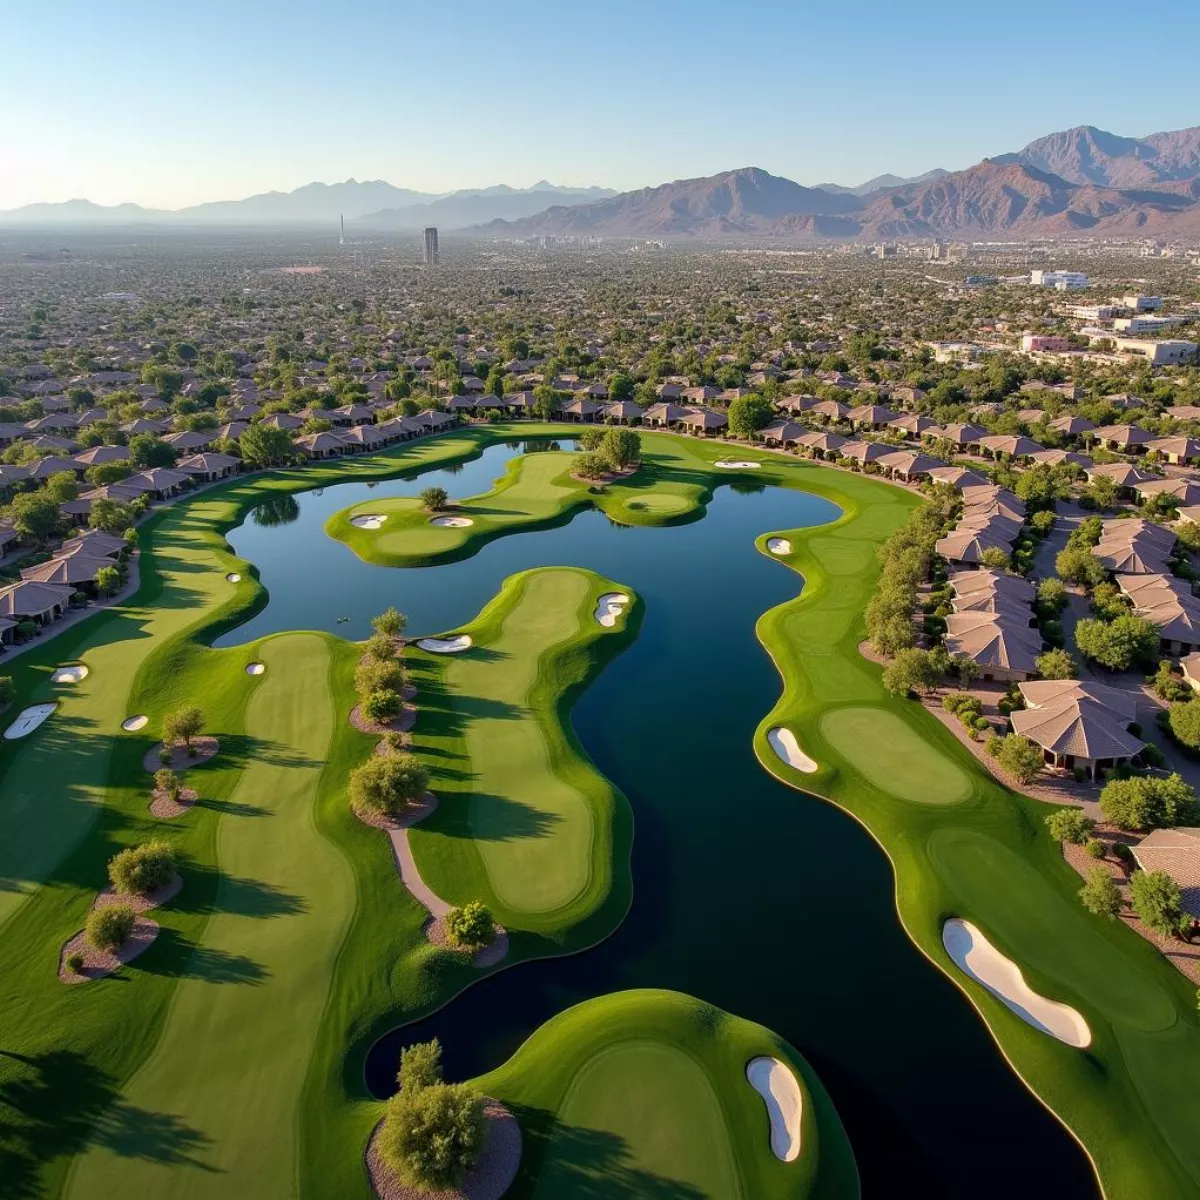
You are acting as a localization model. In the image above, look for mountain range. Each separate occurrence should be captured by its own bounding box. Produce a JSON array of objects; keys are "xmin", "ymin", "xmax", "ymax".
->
[{"xmin": 6, "ymin": 123, "xmax": 1200, "ymax": 239}]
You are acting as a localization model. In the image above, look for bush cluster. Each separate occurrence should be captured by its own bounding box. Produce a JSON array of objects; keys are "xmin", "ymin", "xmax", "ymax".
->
[
  {"xmin": 86, "ymin": 905, "xmax": 136, "ymax": 952},
  {"xmin": 445, "ymin": 901, "xmax": 494, "ymax": 949},
  {"xmin": 108, "ymin": 840, "xmax": 176, "ymax": 895}
]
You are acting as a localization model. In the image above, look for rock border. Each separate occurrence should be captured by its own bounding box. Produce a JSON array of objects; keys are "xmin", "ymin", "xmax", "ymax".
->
[
  {"xmin": 425, "ymin": 916, "xmax": 510, "ymax": 969},
  {"xmin": 143, "ymin": 735, "xmax": 219, "ymax": 773},
  {"xmin": 365, "ymin": 1100, "xmax": 521, "ymax": 1200},
  {"xmin": 350, "ymin": 704, "xmax": 416, "ymax": 737},
  {"xmin": 150, "ymin": 786, "xmax": 198, "ymax": 819}
]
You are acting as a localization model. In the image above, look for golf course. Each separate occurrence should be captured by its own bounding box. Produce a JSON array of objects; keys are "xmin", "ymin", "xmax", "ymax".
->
[{"xmin": 1, "ymin": 422, "xmax": 1197, "ymax": 1198}]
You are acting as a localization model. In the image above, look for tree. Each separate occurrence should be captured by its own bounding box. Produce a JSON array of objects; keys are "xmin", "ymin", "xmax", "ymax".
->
[
  {"xmin": 348, "ymin": 752, "xmax": 429, "ymax": 818},
  {"xmin": 365, "ymin": 630, "xmax": 401, "ymax": 663},
  {"xmin": 532, "ymin": 384, "xmax": 557, "ymax": 421},
  {"xmin": 952, "ymin": 654, "xmax": 981, "ymax": 689},
  {"xmin": 608, "ymin": 372, "xmax": 635, "ymax": 403},
  {"xmin": 45, "ymin": 470, "xmax": 78, "ymax": 503},
  {"xmin": 9, "ymin": 491, "xmax": 62, "ymax": 545},
  {"xmin": 154, "ymin": 768, "xmax": 180, "ymax": 801},
  {"xmin": 94, "ymin": 564, "xmax": 121, "ymax": 598},
  {"xmin": 362, "ymin": 689, "xmax": 402, "ymax": 723},
  {"xmin": 1168, "ymin": 701, "xmax": 1200, "ymax": 750},
  {"xmin": 1036, "ymin": 647, "xmax": 1078, "ymax": 680},
  {"xmin": 239, "ymin": 424, "xmax": 294, "ymax": 467},
  {"xmin": 577, "ymin": 427, "xmax": 604, "ymax": 452},
  {"xmin": 485, "ymin": 366, "xmax": 506, "ymax": 399},
  {"xmin": 128, "ymin": 433, "xmax": 177, "ymax": 469},
  {"xmin": 1100, "ymin": 774, "xmax": 1200, "ymax": 832},
  {"xmin": 575, "ymin": 451, "xmax": 609, "ymax": 479},
  {"xmin": 0, "ymin": 676, "xmax": 13, "ymax": 708},
  {"xmin": 1046, "ymin": 809, "xmax": 1095, "ymax": 845},
  {"xmin": 108, "ymin": 840, "xmax": 176, "ymax": 895},
  {"xmin": 162, "ymin": 705, "xmax": 205, "ymax": 750},
  {"xmin": 141, "ymin": 364, "xmax": 183, "ymax": 399},
  {"xmin": 87, "ymin": 460, "xmax": 132, "ymax": 486},
  {"xmin": 89, "ymin": 497, "xmax": 136, "ymax": 534},
  {"xmin": 444, "ymin": 901, "xmax": 494, "ymax": 949},
  {"xmin": 376, "ymin": 1041, "xmax": 486, "ymax": 1192},
  {"xmin": 372, "ymin": 607, "xmax": 407, "ymax": 639},
  {"xmin": 995, "ymin": 734, "xmax": 1044, "ymax": 784},
  {"xmin": 727, "ymin": 395, "xmax": 775, "ymax": 438},
  {"xmin": 420, "ymin": 486, "xmax": 449, "ymax": 512},
  {"xmin": 86, "ymin": 904, "xmax": 136, "ymax": 952},
  {"xmin": 979, "ymin": 546, "xmax": 1011, "ymax": 570},
  {"xmin": 1037, "ymin": 577, "xmax": 1068, "ymax": 612},
  {"xmin": 1074, "ymin": 615, "xmax": 1159, "ymax": 673},
  {"xmin": 356, "ymin": 656, "xmax": 406, "ymax": 697},
  {"xmin": 882, "ymin": 647, "xmax": 944, "ymax": 696},
  {"xmin": 600, "ymin": 427, "xmax": 641, "ymax": 471},
  {"xmin": 1129, "ymin": 870, "xmax": 1186, "ymax": 937},
  {"xmin": 1079, "ymin": 867, "xmax": 1123, "ymax": 920},
  {"xmin": 1055, "ymin": 545, "xmax": 1106, "ymax": 588}
]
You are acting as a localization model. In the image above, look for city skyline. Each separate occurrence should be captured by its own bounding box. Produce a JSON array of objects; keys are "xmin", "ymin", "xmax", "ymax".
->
[{"xmin": 5, "ymin": 0, "xmax": 1200, "ymax": 210}]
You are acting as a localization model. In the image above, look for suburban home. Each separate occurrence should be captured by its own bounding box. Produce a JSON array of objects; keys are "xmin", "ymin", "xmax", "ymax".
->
[
  {"xmin": 796, "ymin": 431, "xmax": 846, "ymax": 459},
  {"xmin": 927, "ymin": 465, "xmax": 988, "ymax": 490},
  {"xmin": 295, "ymin": 431, "xmax": 346, "ymax": 459},
  {"xmin": 330, "ymin": 403, "xmax": 376, "ymax": 426},
  {"xmin": 975, "ymin": 434, "xmax": 1045, "ymax": 461},
  {"xmin": 1130, "ymin": 829, "xmax": 1200, "ymax": 925},
  {"xmin": 1132, "ymin": 477, "xmax": 1200, "ymax": 508},
  {"xmin": 602, "ymin": 400, "xmax": 644, "ymax": 424},
  {"xmin": 889, "ymin": 413, "xmax": 938, "ymax": 439},
  {"xmin": 21, "ymin": 553, "xmax": 116, "ymax": 592},
  {"xmin": 1027, "ymin": 448, "xmax": 1092, "ymax": 470},
  {"xmin": 1010, "ymin": 681, "xmax": 1145, "ymax": 779},
  {"xmin": 1091, "ymin": 424, "xmax": 1153, "ymax": 454},
  {"xmin": 1146, "ymin": 436, "xmax": 1200, "ymax": 466},
  {"xmin": 0, "ymin": 580, "xmax": 76, "ymax": 626},
  {"xmin": 847, "ymin": 404, "xmax": 899, "ymax": 431},
  {"xmin": 944, "ymin": 611, "xmax": 1041, "ymax": 681},
  {"xmin": 839, "ymin": 440, "xmax": 895, "ymax": 467},
  {"xmin": 1116, "ymin": 573, "xmax": 1200, "ymax": 654},
  {"xmin": 73, "ymin": 445, "xmax": 130, "ymax": 469},
  {"xmin": 1091, "ymin": 519, "xmax": 1176, "ymax": 575},
  {"xmin": 259, "ymin": 412, "xmax": 305, "ymax": 431},
  {"xmin": 677, "ymin": 408, "xmax": 728, "ymax": 436},
  {"xmin": 934, "ymin": 422, "xmax": 986, "ymax": 451},
  {"xmin": 557, "ymin": 397, "xmax": 603, "ymax": 422},
  {"xmin": 876, "ymin": 450, "xmax": 944, "ymax": 483},
  {"xmin": 807, "ymin": 400, "xmax": 848, "ymax": 424},
  {"xmin": 642, "ymin": 402, "xmax": 689, "ymax": 428},
  {"xmin": 336, "ymin": 424, "xmax": 389, "ymax": 452},
  {"xmin": 759, "ymin": 420, "xmax": 808, "ymax": 448}
]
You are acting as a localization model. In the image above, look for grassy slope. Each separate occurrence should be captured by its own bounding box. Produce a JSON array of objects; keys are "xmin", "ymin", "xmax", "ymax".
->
[
  {"xmin": 751, "ymin": 471, "xmax": 1200, "ymax": 1198},
  {"xmin": 469, "ymin": 989, "xmax": 858, "ymax": 1200}
]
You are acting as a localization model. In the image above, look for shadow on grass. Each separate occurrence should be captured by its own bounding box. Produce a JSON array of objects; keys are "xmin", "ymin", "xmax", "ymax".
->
[
  {"xmin": 173, "ymin": 866, "xmax": 306, "ymax": 919},
  {"xmin": 434, "ymin": 792, "xmax": 561, "ymax": 842},
  {"xmin": 139, "ymin": 928, "xmax": 269, "ymax": 986},
  {"xmin": 0, "ymin": 1049, "xmax": 216, "ymax": 1198}
]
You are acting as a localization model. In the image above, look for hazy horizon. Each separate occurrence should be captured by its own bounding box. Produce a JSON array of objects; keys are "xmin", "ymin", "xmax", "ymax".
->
[{"xmin": 6, "ymin": 0, "xmax": 1200, "ymax": 211}]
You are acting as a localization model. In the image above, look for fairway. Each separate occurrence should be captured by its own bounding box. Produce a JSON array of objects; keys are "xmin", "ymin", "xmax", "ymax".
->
[
  {"xmin": 819, "ymin": 706, "xmax": 972, "ymax": 804},
  {"xmin": 65, "ymin": 634, "xmax": 356, "ymax": 1198},
  {"xmin": 531, "ymin": 1040, "xmax": 744, "ymax": 1200}
]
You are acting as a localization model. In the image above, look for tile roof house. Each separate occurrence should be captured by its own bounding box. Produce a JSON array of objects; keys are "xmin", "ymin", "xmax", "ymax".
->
[{"xmin": 1130, "ymin": 829, "xmax": 1200, "ymax": 921}]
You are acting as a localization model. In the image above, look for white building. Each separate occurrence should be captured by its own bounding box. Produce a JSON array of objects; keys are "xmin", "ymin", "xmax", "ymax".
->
[
  {"xmin": 1122, "ymin": 295, "xmax": 1163, "ymax": 311},
  {"xmin": 1064, "ymin": 303, "xmax": 1123, "ymax": 321},
  {"xmin": 1031, "ymin": 270, "xmax": 1090, "ymax": 290},
  {"xmin": 1111, "ymin": 337, "xmax": 1198, "ymax": 366},
  {"xmin": 1113, "ymin": 315, "xmax": 1183, "ymax": 334}
]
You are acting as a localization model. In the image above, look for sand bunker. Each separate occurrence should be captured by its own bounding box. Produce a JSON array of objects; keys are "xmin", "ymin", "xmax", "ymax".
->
[
  {"xmin": 122, "ymin": 714, "xmax": 148, "ymax": 732},
  {"xmin": 767, "ymin": 537, "xmax": 792, "ymax": 555},
  {"xmin": 416, "ymin": 635, "xmax": 473, "ymax": 653},
  {"xmin": 225, "ymin": 572, "xmax": 241, "ymax": 583},
  {"xmin": 350, "ymin": 513, "xmax": 386, "ymax": 529},
  {"xmin": 593, "ymin": 592, "xmax": 630, "ymax": 627},
  {"xmin": 768, "ymin": 727, "xmax": 817, "ymax": 773},
  {"xmin": 51, "ymin": 664, "xmax": 89, "ymax": 684},
  {"xmin": 746, "ymin": 1056, "xmax": 803, "ymax": 1162},
  {"xmin": 430, "ymin": 515, "xmax": 474, "ymax": 527},
  {"xmin": 715, "ymin": 460, "xmax": 762, "ymax": 469},
  {"xmin": 246, "ymin": 662, "xmax": 265, "ymax": 676},
  {"xmin": 942, "ymin": 919, "xmax": 1091, "ymax": 1048},
  {"xmin": 4, "ymin": 703, "xmax": 57, "ymax": 740}
]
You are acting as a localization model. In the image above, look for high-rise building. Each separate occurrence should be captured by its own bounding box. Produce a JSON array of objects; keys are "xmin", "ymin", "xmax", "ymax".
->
[{"xmin": 423, "ymin": 227, "xmax": 439, "ymax": 265}]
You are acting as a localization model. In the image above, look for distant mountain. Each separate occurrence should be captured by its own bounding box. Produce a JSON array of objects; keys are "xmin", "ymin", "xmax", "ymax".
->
[
  {"xmin": 818, "ymin": 168, "xmax": 949, "ymax": 196},
  {"xmin": 478, "ymin": 167, "xmax": 861, "ymax": 237},
  {"xmin": 0, "ymin": 198, "xmax": 167, "ymax": 224},
  {"xmin": 998, "ymin": 124, "xmax": 1200, "ymax": 189},
  {"xmin": 356, "ymin": 185, "xmax": 617, "ymax": 230},
  {"xmin": 174, "ymin": 179, "xmax": 441, "ymax": 224}
]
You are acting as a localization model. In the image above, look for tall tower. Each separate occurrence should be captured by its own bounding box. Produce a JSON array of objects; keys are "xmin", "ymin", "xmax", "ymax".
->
[
  {"xmin": 339, "ymin": 214, "xmax": 345, "ymax": 246},
  {"xmin": 423, "ymin": 226, "xmax": 439, "ymax": 266}
]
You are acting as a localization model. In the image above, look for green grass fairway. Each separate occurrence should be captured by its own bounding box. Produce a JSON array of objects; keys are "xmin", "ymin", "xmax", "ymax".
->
[
  {"xmin": 819, "ymin": 707, "xmax": 971, "ymax": 805},
  {"xmin": 472, "ymin": 990, "xmax": 858, "ymax": 1200},
  {"xmin": 65, "ymin": 633, "xmax": 356, "ymax": 1198},
  {"xmin": 408, "ymin": 566, "xmax": 637, "ymax": 933}
]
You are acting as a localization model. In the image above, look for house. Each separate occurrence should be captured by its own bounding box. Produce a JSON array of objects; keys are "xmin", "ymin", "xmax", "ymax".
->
[
  {"xmin": 336, "ymin": 424, "xmax": 389, "ymax": 452},
  {"xmin": 839, "ymin": 440, "xmax": 895, "ymax": 467},
  {"xmin": 602, "ymin": 400, "xmax": 644, "ymax": 425},
  {"xmin": 259, "ymin": 412, "xmax": 305, "ymax": 431},
  {"xmin": 1091, "ymin": 424, "xmax": 1153, "ymax": 454},
  {"xmin": 934, "ymin": 422, "xmax": 986, "ymax": 451},
  {"xmin": 1010, "ymin": 683, "xmax": 1145, "ymax": 779},
  {"xmin": 330, "ymin": 403, "xmax": 376, "ymax": 426},
  {"xmin": 677, "ymin": 408, "xmax": 728, "ymax": 436},
  {"xmin": 175, "ymin": 453, "xmax": 240, "ymax": 483},
  {"xmin": 875, "ymin": 450, "xmax": 944, "ymax": 483},
  {"xmin": 295, "ymin": 431, "xmax": 347, "ymax": 459},
  {"xmin": 889, "ymin": 413, "xmax": 938, "ymax": 439},
  {"xmin": 846, "ymin": 404, "xmax": 898, "ymax": 431},
  {"xmin": 1084, "ymin": 462, "xmax": 1156, "ymax": 499},
  {"xmin": 1027, "ymin": 448, "xmax": 1092, "ymax": 470},
  {"xmin": 796, "ymin": 431, "xmax": 846, "ymax": 459},
  {"xmin": 1132, "ymin": 478, "xmax": 1200, "ymax": 508},
  {"xmin": 807, "ymin": 400, "xmax": 848, "ymax": 424},
  {"xmin": 759, "ymin": 420, "xmax": 808, "ymax": 448},
  {"xmin": 1116, "ymin": 573, "xmax": 1200, "ymax": 654},
  {"xmin": 557, "ymin": 397, "xmax": 602, "ymax": 422},
  {"xmin": 975, "ymin": 434, "xmax": 1044, "ymax": 461},
  {"xmin": 73, "ymin": 445, "xmax": 130, "ymax": 469},
  {"xmin": 1146, "ymin": 437, "xmax": 1200, "ymax": 466},
  {"xmin": 21, "ymin": 553, "xmax": 116, "ymax": 592},
  {"xmin": 0, "ymin": 580, "xmax": 75, "ymax": 626},
  {"xmin": 1091, "ymin": 519, "xmax": 1176, "ymax": 575},
  {"xmin": 163, "ymin": 430, "xmax": 216, "ymax": 454},
  {"xmin": 1130, "ymin": 829, "xmax": 1200, "ymax": 923},
  {"xmin": 926, "ymin": 465, "xmax": 988, "ymax": 490},
  {"xmin": 943, "ymin": 612, "xmax": 1040, "ymax": 681},
  {"xmin": 642, "ymin": 402, "xmax": 689, "ymax": 428}
]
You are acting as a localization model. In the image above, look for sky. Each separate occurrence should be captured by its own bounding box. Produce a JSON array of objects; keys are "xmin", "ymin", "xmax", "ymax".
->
[{"xmin": 4, "ymin": 0, "xmax": 1200, "ymax": 210}]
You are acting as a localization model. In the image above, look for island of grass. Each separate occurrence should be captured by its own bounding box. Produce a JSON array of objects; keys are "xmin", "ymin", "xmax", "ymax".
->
[{"xmin": 459, "ymin": 989, "xmax": 857, "ymax": 1199}]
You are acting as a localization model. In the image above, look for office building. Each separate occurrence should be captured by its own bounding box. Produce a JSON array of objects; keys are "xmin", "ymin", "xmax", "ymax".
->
[
  {"xmin": 423, "ymin": 227, "xmax": 439, "ymax": 266},
  {"xmin": 1031, "ymin": 270, "xmax": 1090, "ymax": 290}
]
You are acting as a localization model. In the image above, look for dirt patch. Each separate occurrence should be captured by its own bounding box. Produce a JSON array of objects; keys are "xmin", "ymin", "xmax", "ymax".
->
[
  {"xmin": 570, "ymin": 462, "xmax": 640, "ymax": 486},
  {"xmin": 365, "ymin": 1100, "xmax": 521, "ymax": 1200},
  {"xmin": 352, "ymin": 792, "xmax": 438, "ymax": 832},
  {"xmin": 350, "ymin": 704, "xmax": 416, "ymax": 737},
  {"xmin": 143, "ymin": 736, "xmax": 219, "ymax": 773},
  {"xmin": 425, "ymin": 916, "xmax": 510, "ymax": 968},
  {"xmin": 857, "ymin": 639, "xmax": 889, "ymax": 666},
  {"xmin": 94, "ymin": 873, "xmax": 183, "ymax": 915},
  {"xmin": 149, "ymin": 786, "xmax": 198, "ymax": 819}
]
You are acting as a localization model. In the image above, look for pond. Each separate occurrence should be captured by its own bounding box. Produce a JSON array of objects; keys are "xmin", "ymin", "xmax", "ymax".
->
[{"xmin": 223, "ymin": 440, "xmax": 1095, "ymax": 1199}]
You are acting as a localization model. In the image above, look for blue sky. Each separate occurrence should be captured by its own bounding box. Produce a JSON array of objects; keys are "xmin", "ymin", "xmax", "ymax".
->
[{"xmin": 4, "ymin": 0, "xmax": 1199, "ymax": 209}]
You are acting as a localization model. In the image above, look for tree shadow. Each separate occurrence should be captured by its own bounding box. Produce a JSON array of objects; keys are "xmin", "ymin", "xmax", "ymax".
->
[
  {"xmin": 437, "ymin": 793, "xmax": 561, "ymax": 842},
  {"xmin": 172, "ymin": 865, "xmax": 306, "ymax": 919},
  {"xmin": 138, "ymin": 929, "xmax": 269, "ymax": 986},
  {"xmin": 0, "ymin": 1049, "xmax": 216, "ymax": 1198}
]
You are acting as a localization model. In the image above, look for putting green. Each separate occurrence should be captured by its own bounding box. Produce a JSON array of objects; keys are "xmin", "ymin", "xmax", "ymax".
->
[
  {"xmin": 819, "ymin": 706, "xmax": 972, "ymax": 805},
  {"xmin": 472, "ymin": 989, "xmax": 857, "ymax": 1200},
  {"xmin": 65, "ymin": 634, "xmax": 356, "ymax": 1198}
]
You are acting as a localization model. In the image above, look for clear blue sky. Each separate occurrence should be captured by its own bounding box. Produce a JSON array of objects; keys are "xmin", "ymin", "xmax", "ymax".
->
[{"xmin": 5, "ymin": 0, "xmax": 1200, "ymax": 209}]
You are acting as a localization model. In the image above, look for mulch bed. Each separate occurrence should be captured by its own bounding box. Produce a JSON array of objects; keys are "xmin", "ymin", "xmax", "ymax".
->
[
  {"xmin": 58, "ymin": 874, "xmax": 183, "ymax": 985},
  {"xmin": 1062, "ymin": 831, "xmax": 1200, "ymax": 984},
  {"xmin": 143, "ymin": 736, "xmax": 219, "ymax": 773},
  {"xmin": 352, "ymin": 792, "xmax": 438, "ymax": 832},
  {"xmin": 351, "ymin": 704, "xmax": 416, "ymax": 737},
  {"xmin": 570, "ymin": 462, "xmax": 640, "ymax": 486},
  {"xmin": 425, "ymin": 917, "xmax": 510, "ymax": 968},
  {"xmin": 149, "ymin": 786, "xmax": 198, "ymax": 819},
  {"xmin": 365, "ymin": 1101, "xmax": 521, "ymax": 1200}
]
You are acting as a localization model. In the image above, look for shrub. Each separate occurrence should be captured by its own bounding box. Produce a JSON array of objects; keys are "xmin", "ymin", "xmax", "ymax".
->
[
  {"xmin": 364, "ymin": 631, "xmax": 401, "ymax": 664},
  {"xmin": 0, "ymin": 676, "xmax": 13, "ymax": 707},
  {"xmin": 108, "ymin": 840, "xmax": 176, "ymax": 895},
  {"xmin": 162, "ymin": 705, "xmax": 205, "ymax": 749},
  {"xmin": 356, "ymin": 656, "xmax": 406, "ymax": 697},
  {"xmin": 445, "ymin": 901, "xmax": 494, "ymax": 949},
  {"xmin": 158, "ymin": 747, "xmax": 173, "ymax": 766},
  {"xmin": 1150, "ymin": 660, "xmax": 1193, "ymax": 703},
  {"xmin": 1100, "ymin": 773, "xmax": 1200, "ymax": 832},
  {"xmin": 1036, "ymin": 647, "xmax": 1078, "ymax": 680},
  {"xmin": 86, "ymin": 904, "xmax": 136, "ymax": 952},
  {"xmin": 1167, "ymin": 701, "xmax": 1200, "ymax": 751},
  {"xmin": 1079, "ymin": 867, "xmax": 1123, "ymax": 919},
  {"xmin": 398, "ymin": 1039, "xmax": 444, "ymax": 1092},
  {"xmin": 882, "ymin": 647, "xmax": 944, "ymax": 697},
  {"xmin": 349, "ymin": 752, "xmax": 429, "ymax": 818},
  {"xmin": 575, "ymin": 451, "xmax": 609, "ymax": 479},
  {"xmin": 371, "ymin": 607, "xmax": 408, "ymax": 639},
  {"xmin": 420, "ymin": 486, "xmax": 449, "ymax": 512},
  {"xmin": 154, "ymin": 768, "xmax": 180, "ymax": 801},
  {"xmin": 362, "ymin": 688, "xmax": 402, "ymax": 723},
  {"xmin": 1085, "ymin": 838, "xmax": 1108, "ymax": 859},
  {"xmin": 66, "ymin": 952, "xmax": 85, "ymax": 975},
  {"xmin": 994, "ymin": 733, "xmax": 1044, "ymax": 784},
  {"xmin": 1129, "ymin": 869, "xmax": 1186, "ymax": 937},
  {"xmin": 1045, "ymin": 809, "xmax": 1095, "ymax": 845}
]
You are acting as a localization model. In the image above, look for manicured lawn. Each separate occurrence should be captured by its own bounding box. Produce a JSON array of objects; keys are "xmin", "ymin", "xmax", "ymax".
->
[{"xmin": 472, "ymin": 989, "xmax": 858, "ymax": 1200}]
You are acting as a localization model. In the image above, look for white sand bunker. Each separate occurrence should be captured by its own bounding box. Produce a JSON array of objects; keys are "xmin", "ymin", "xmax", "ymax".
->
[
  {"xmin": 767, "ymin": 538, "xmax": 792, "ymax": 556},
  {"xmin": 246, "ymin": 662, "xmax": 265, "ymax": 676},
  {"xmin": 943, "ymin": 919, "xmax": 1091, "ymax": 1048},
  {"xmin": 716, "ymin": 460, "xmax": 762, "ymax": 469},
  {"xmin": 122, "ymin": 714, "xmax": 148, "ymax": 732},
  {"xmin": 416, "ymin": 635, "xmax": 473, "ymax": 654},
  {"xmin": 429, "ymin": 515, "xmax": 474, "ymax": 527},
  {"xmin": 594, "ymin": 592, "xmax": 630, "ymax": 627},
  {"xmin": 225, "ymin": 572, "xmax": 241, "ymax": 583},
  {"xmin": 768, "ymin": 727, "xmax": 817, "ymax": 773},
  {"xmin": 51, "ymin": 664, "xmax": 89, "ymax": 684},
  {"xmin": 4, "ymin": 703, "xmax": 57, "ymax": 740},
  {"xmin": 350, "ymin": 513, "xmax": 386, "ymax": 529},
  {"xmin": 746, "ymin": 1057, "xmax": 803, "ymax": 1162}
]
